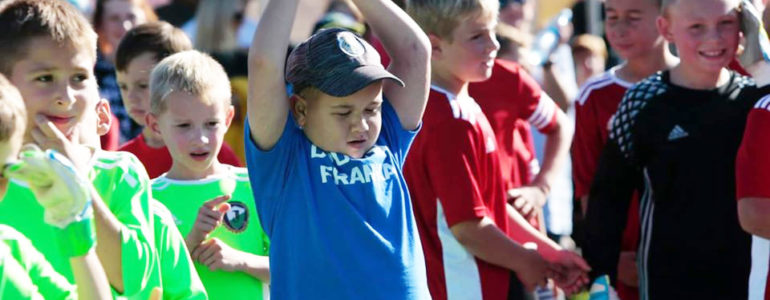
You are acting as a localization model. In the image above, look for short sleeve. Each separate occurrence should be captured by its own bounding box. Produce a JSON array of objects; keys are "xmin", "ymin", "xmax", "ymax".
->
[
  {"xmin": 0, "ymin": 226, "xmax": 74, "ymax": 300},
  {"xmin": 572, "ymin": 95, "xmax": 604, "ymax": 198},
  {"xmin": 506, "ymin": 63, "xmax": 558, "ymax": 133},
  {"xmin": 737, "ymin": 98, "xmax": 770, "ymax": 199},
  {"xmin": 151, "ymin": 201, "xmax": 208, "ymax": 300},
  {"xmin": 378, "ymin": 99, "xmax": 420, "ymax": 167},
  {"xmin": 93, "ymin": 153, "xmax": 161, "ymax": 298},
  {"xmin": 424, "ymin": 121, "xmax": 489, "ymax": 227},
  {"xmin": 244, "ymin": 113, "xmax": 300, "ymax": 235}
]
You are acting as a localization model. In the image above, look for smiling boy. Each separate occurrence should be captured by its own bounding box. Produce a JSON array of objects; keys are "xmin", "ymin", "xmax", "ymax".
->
[{"xmin": 583, "ymin": 0, "xmax": 770, "ymax": 298}]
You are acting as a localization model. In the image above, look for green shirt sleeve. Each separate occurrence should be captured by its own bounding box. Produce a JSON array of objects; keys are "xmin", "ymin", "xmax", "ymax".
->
[
  {"xmin": 152, "ymin": 201, "xmax": 208, "ymax": 300},
  {"xmin": 0, "ymin": 225, "xmax": 75, "ymax": 300},
  {"xmin": 91, "ymin": 152, "xmax": 161, "ymax": 299}
]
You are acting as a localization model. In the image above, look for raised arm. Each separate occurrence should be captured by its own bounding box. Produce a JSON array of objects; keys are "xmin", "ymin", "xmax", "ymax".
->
[
  {"xmin": 247, "ymin": 0, "xmax": 299, "ymax": 150},
  {"xmin": 351, "ymin": 0, "xmax": 431, "ymax": 130}
]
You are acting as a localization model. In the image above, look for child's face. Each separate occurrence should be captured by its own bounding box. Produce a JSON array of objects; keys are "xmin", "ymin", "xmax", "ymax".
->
[
  {"xmin": 117, "ymin": 52, "xmax": 156, "ymax": 126},
  {"xmin": 605, "ymin": 0, "xmax": 664, "ymax": 60},
  {"xmin": 149, "ymin": 91, "xmax": 234, "ymax": 178},
  {"xmin": 295, "ymin": 82, "xmax": 383, "ymax": 159},
  {"xmin": 101, "ymin": 0, "xmax": 147, "ymax": 49},
  {"xmin": 658, "ymin": 0, "xmax": 740, "ymax": 73},
  {"xmin": 9, "ymin": 37, "xmax": 100, "ymax": 142},
  {"xmin": 434, "ymin": 12, "xmax": 500, "ymax": 84}
]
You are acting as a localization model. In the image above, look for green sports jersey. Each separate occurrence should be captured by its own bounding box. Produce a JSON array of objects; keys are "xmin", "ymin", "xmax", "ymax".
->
[
  {"xmin": 151, "ymin": 200, "xmax": 208, "ymax": 300},
  {"xmin": 152, "ymin": 166, "xmax": 269, "ymax": 300},
  {"xmin": 0, "ymin": 225, "xmax": 75, "ymax": 300},
  {"xmin": 0, "ymin": 150, "xmax": 161, "ymax": 299}
]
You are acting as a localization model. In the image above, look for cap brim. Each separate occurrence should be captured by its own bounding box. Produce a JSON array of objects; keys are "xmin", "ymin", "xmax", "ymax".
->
[{"xmin": 316, "ymin": 65, "xmax": 405, "ymax": 97}]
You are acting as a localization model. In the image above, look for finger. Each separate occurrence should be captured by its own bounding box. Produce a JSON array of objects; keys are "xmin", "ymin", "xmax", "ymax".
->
[
  {"xmin": 196, "ymin": 239, "xmax": 220, "ymax": 262},
  {"xmin": 513, "ymin": 197, "xmax": 526, "ymax": 209},
  {"xmin": 190, "ymin": 240, "xmax": 212, "ymax": 261},
  {"xmin": 203, "ymin": 252, "xmax": 220, "ymax": 268},
  {"xmin": 203, "ymin": 195, "xmax": 231, "ymax": 209},
  {"xmin": 148, "ymin": 287, "xmax": 163, "ymax": 300},
  {"xmin": 569, "ymin": 254, "xmax": 591, "ymax": 271},
  {"xmin": 508, "ymin": 188, "xmax": 522, "ymax": 199},
  {"xmin": 34, "ymin": 115, "xmax": 68, "ymax": 141},
  {"xmin": 217, "ymin": 202, "xmax": 231, "ymax": 214}
]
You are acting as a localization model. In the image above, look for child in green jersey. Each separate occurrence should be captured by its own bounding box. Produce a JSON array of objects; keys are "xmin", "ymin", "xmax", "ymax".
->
[
  {"xmin": 0, "ymin": 0, "xmax": 162, "ymax": 298},
  {"xmin": 0, "ymin": 73, "xmax": 112, "ymax": 299},
  {"xmin": 146, "ymin": 50, "xmax": 271, "ymax": 300}
]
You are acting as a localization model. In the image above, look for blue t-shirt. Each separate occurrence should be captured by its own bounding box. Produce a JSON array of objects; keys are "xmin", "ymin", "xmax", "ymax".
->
[{"xmin": 244, "ymin": 100, "xmax": 429, "ymax": 299}]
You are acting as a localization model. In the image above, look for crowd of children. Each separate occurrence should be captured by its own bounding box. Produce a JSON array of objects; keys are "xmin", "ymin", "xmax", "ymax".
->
[{"xmin": 0, "ymin": 0, "xmax": 769, "ymax": 299}]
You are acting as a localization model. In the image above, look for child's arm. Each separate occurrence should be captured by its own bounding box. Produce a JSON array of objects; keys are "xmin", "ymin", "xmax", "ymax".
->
[
  {"xmin": 191, "ymin": 238, "xmax": 270, "ymax": 283},
  {"xmin": 246, "ymin": 0, "xmax": 299, "ymax": 150},
  {"xmin": 351, "ymin": 0, "xmax": 431, "ymax": 130},
  {"xmin": 505, "ymin": 205, "xmax": 590, "ymax": 293},
  {"xmin": 185, "ymin": 196, "xmax": 231, "ymax": 250},
  {"xmin": 509, "ymin": 102, "xmax": 573, "ymax": 218},
  {"xmin": 450, "ymin": 218, "xmax": 551, "ymax": 291},
  {"xmin": 70, "ymin": 251, "xmax": 113, "ymax": 300}
]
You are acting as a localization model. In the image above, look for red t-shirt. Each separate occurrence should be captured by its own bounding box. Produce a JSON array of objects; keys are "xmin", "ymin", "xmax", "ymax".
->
[
  {"xmin": 736, "ymin": 95, "xmax": 770, "ymax": 300},
  {"xmin": 118, "ymin": 134, "xmax": 242, "ymax": 179},
  {"xmin": 571, "ymin": 67, "xmax": 640, "ymax": 300},
  {"xmin": 404, "ymin": 88, "xmax": 511, "ymax": 300},
  {"xmin": 469, "ymin": 60, "xmax": 557, "ymax": 191}
]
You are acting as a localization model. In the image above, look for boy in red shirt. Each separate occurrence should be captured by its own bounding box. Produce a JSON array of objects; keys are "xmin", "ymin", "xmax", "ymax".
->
[{"xmin": 403, "ymin": 1, "xmax": 589, "ymax": 299}]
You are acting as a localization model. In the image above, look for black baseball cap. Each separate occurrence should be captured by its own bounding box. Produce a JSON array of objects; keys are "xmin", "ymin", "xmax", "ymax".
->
[{"xmin": 286, "ymin": 28, "xmax": 404, "ymax": 97}]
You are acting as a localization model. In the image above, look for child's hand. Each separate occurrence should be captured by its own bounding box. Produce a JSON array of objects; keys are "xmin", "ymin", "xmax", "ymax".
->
[
  {"xmin": 186, "ymin": 195, "xmax": 231, "ymax": 249},
  {"xmin": 30, "ymin": 114, "xmax": 91, "ymax": 174},
  {"xmin": 191, "ymin": 238, "xmax": 243, "ymax": 272},
  {"xmin": 548, "ymin": 250, "xmax": 591, "ymax": 295},
  {"xmin": 514, "ymin": 247, "xmax": 553, "ymax": 292},
  {"xmin": 508, "ymin": 186, "xmax": 547, "ymax": 220}
]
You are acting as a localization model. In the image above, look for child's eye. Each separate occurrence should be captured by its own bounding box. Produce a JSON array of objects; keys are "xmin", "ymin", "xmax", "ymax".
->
[
  {"xmin": 207, "ymin": 121, "xmax": 220, "ymax": 127},
  {"xmin": 334, "ymin": 111, "xmax": 351, "ymax": 117},
  {"xmin": 118, "ymin": 84, "xmax": 128, "ymax": 91},
  {"xmin": 365, "ymin": 107, "xmax": 381, "ymax": 115},
  {"xmin": 176, "ymin": 123, "xmax": 190, "ymax": 128},
  {"xmin": 138, "ymin": 83, "xmax": 149, "ymax": 90},
  {"xmin": 34, "ymin": 75, "xmax": 53, "ymax": 83},
  {"xmin": 72, "ymin": 74, "xmax": 89, "ymax": 83}
]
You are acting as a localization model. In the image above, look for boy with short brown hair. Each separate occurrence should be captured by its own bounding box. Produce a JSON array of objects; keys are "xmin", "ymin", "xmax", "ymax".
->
[{"xmin": 0, "ymin": 0, "xmax": 161, "ymax": 297}]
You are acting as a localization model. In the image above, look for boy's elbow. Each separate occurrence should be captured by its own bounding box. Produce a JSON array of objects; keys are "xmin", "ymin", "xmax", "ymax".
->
[
  {"xmin": 738, "ymin": 198, "xmax": 770, "ymax": 236},
  {"xmin": 248, "ymin": 51, "xmax": 280, "ymax": 74}
]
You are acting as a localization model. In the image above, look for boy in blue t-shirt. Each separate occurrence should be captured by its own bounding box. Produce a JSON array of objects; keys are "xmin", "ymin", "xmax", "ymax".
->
[{"xmin": 245, "ymin": 0, "xmax": 431, "ymax": 298}]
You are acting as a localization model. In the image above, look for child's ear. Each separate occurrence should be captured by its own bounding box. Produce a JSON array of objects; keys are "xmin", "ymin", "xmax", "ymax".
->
[
  {"xmin": 656, "ymin": 16, "xmax": 674, "ymax": 42},
  {"xmin": 225, "ymin": 104, "xmax": 235, "ymax": 128},
  {"xmin": 428, "ymin": 34, "xmax": 444, "ymax": 60},
  {"xmin": 291, "ymin": 94, "xmax": 308, "ymax": 128},
  {"xmin": 95, "ymin": 99, "xmax": 112, "ymax": 136},
  {"xmin": 146, "ymin": 113, "xmax": 162, "ymax": 136}
]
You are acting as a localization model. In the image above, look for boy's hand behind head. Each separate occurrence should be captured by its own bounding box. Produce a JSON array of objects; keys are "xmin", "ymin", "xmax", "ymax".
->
[{"xmin": 738, "ymin": 0, "xmax": 770, "ymax": 86}]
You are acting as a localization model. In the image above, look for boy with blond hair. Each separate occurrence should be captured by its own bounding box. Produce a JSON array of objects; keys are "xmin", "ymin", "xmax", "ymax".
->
[
  {"xmin": 571, "ymin": 0, "xmax": 678, "ymax": 298},
  {"xmin": 246, "ymin": 0, "xmax": 432, "ymax": 298},
  {"xmin": 0, "ymin": 0, "xmax": 162, "ymax": 297},
  {"xmin": 0, "ymin": 73, "xmax": 112, "ymax": 299},
  {"xmin": 147, "ymin": 50, "xmax": 270, "ymax": 300},
  {"xmin": 583, "ymin": 0, "xmax": 770, "ymax": 298},
  {"xmin": 403, "ymin": 1, "xmax": 589, "ymax": 299},
  {"xmin": 116, "ymin": 21, "xmax": 242, "ymax": 179}
]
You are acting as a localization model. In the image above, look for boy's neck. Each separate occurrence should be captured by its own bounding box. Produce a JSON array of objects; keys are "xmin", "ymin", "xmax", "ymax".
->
[
  {"xmin": 166, "ymin": 160, "xmax": 227, "ymax": 181},
  {"xmin": 142, "ymin": 128, "xmax": 165, "ymax": 149},
  {"xmin": 618, "ymin": 44, "xmax": 679, "ymax": 83},
  {"xmin": 430, "ymin": 67, "xmax": 470, "ymax": 98},
  {"xmin": 669, "ymin": 64, "xmax": 731, "ymax": 90}
]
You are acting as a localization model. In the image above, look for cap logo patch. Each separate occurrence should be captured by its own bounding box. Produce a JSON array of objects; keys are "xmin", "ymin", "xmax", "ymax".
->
[{"xmin": 337, "ymin": 32, "xmax": 365, "ymax": 57}]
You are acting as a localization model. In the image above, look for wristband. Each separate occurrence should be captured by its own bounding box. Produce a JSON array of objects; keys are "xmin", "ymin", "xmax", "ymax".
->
[{"xmin": 55, "ymin": 217, "xmax": 96, "ymax": 257}]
